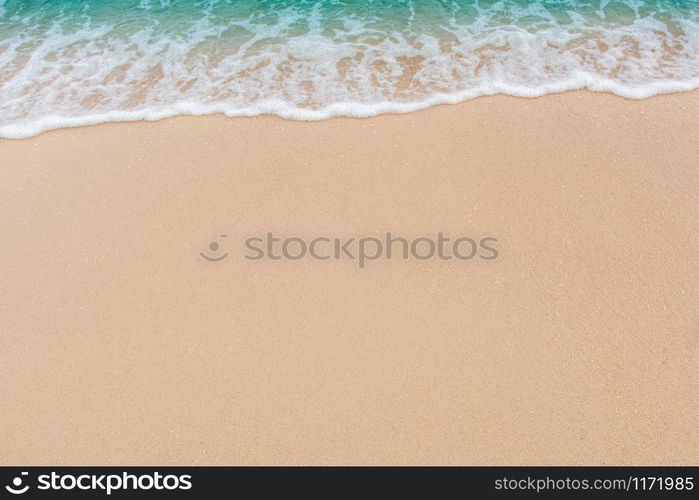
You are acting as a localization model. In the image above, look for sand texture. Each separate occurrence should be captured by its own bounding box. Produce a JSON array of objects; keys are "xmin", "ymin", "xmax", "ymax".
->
[{"xmin": 1, "ymin": 91, "xmax": 697, "ymax": 465}]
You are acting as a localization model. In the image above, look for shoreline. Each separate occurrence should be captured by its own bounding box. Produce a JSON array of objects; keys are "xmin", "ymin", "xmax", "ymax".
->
[
  {"xmin": 1, "ymin": 90, "xmax": 697, "ymax": 465},
  {"xmin": 4, "ymin": 83, "xmax": 699, "ymax": 140}
]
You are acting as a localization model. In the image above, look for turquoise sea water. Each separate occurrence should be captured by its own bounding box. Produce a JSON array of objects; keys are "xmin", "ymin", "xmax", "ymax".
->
[{"xmin": 1, "ymin": 0, "xmax": 698, "ymax": 137}]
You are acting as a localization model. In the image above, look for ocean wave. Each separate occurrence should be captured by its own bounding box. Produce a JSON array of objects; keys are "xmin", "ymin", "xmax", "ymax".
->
[{"xmin": 1, "ymin": 0, "xmax": 698, "ymax": 138}]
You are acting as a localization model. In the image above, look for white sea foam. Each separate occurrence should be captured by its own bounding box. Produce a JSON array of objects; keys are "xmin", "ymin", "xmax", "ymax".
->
[{"xmin": 1, "ymin": 0, "xmax": 698, "ymax": 138}]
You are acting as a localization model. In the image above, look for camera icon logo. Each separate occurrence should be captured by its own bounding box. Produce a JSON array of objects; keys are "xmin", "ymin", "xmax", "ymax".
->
[
  {"xmin": 200, "ymin": 234, "xmax": 229, "ymax": 262},
  {"xmin": 5, "ymin": 472, "xmax": 29, "ymax": 494}
]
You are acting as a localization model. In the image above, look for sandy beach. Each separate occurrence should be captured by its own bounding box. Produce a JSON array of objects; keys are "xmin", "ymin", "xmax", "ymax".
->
[{"xmin": 0, "ymin": 90, "xmax": 697, "ymax": 465}]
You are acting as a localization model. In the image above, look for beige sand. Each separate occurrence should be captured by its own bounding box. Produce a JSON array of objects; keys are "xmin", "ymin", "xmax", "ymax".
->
[{"xmin": 0, "ymin": 91, "xmax": 697, "ymax": 465}]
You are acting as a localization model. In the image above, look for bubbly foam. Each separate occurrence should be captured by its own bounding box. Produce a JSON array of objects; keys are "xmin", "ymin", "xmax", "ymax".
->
[{"xmin": 1, "ymin": 0, "xmax": 699, "ymax": 138}]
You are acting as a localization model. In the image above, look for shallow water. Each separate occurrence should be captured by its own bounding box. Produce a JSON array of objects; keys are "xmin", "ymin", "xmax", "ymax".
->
[{"xmin": 1, "ymin": 0, "xmax": 698, "ymax": 137}]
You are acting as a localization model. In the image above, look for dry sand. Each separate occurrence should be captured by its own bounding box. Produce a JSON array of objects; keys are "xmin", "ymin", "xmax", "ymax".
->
[{"xmin": 0, "ymin": 91, "xmax": 697, "ymax": 465}]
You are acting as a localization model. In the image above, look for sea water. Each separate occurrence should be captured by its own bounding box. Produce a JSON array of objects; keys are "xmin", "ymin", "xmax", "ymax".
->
[{"xmin": 1, "ymin": 0, "xmax": 698, "ymax": 138}]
